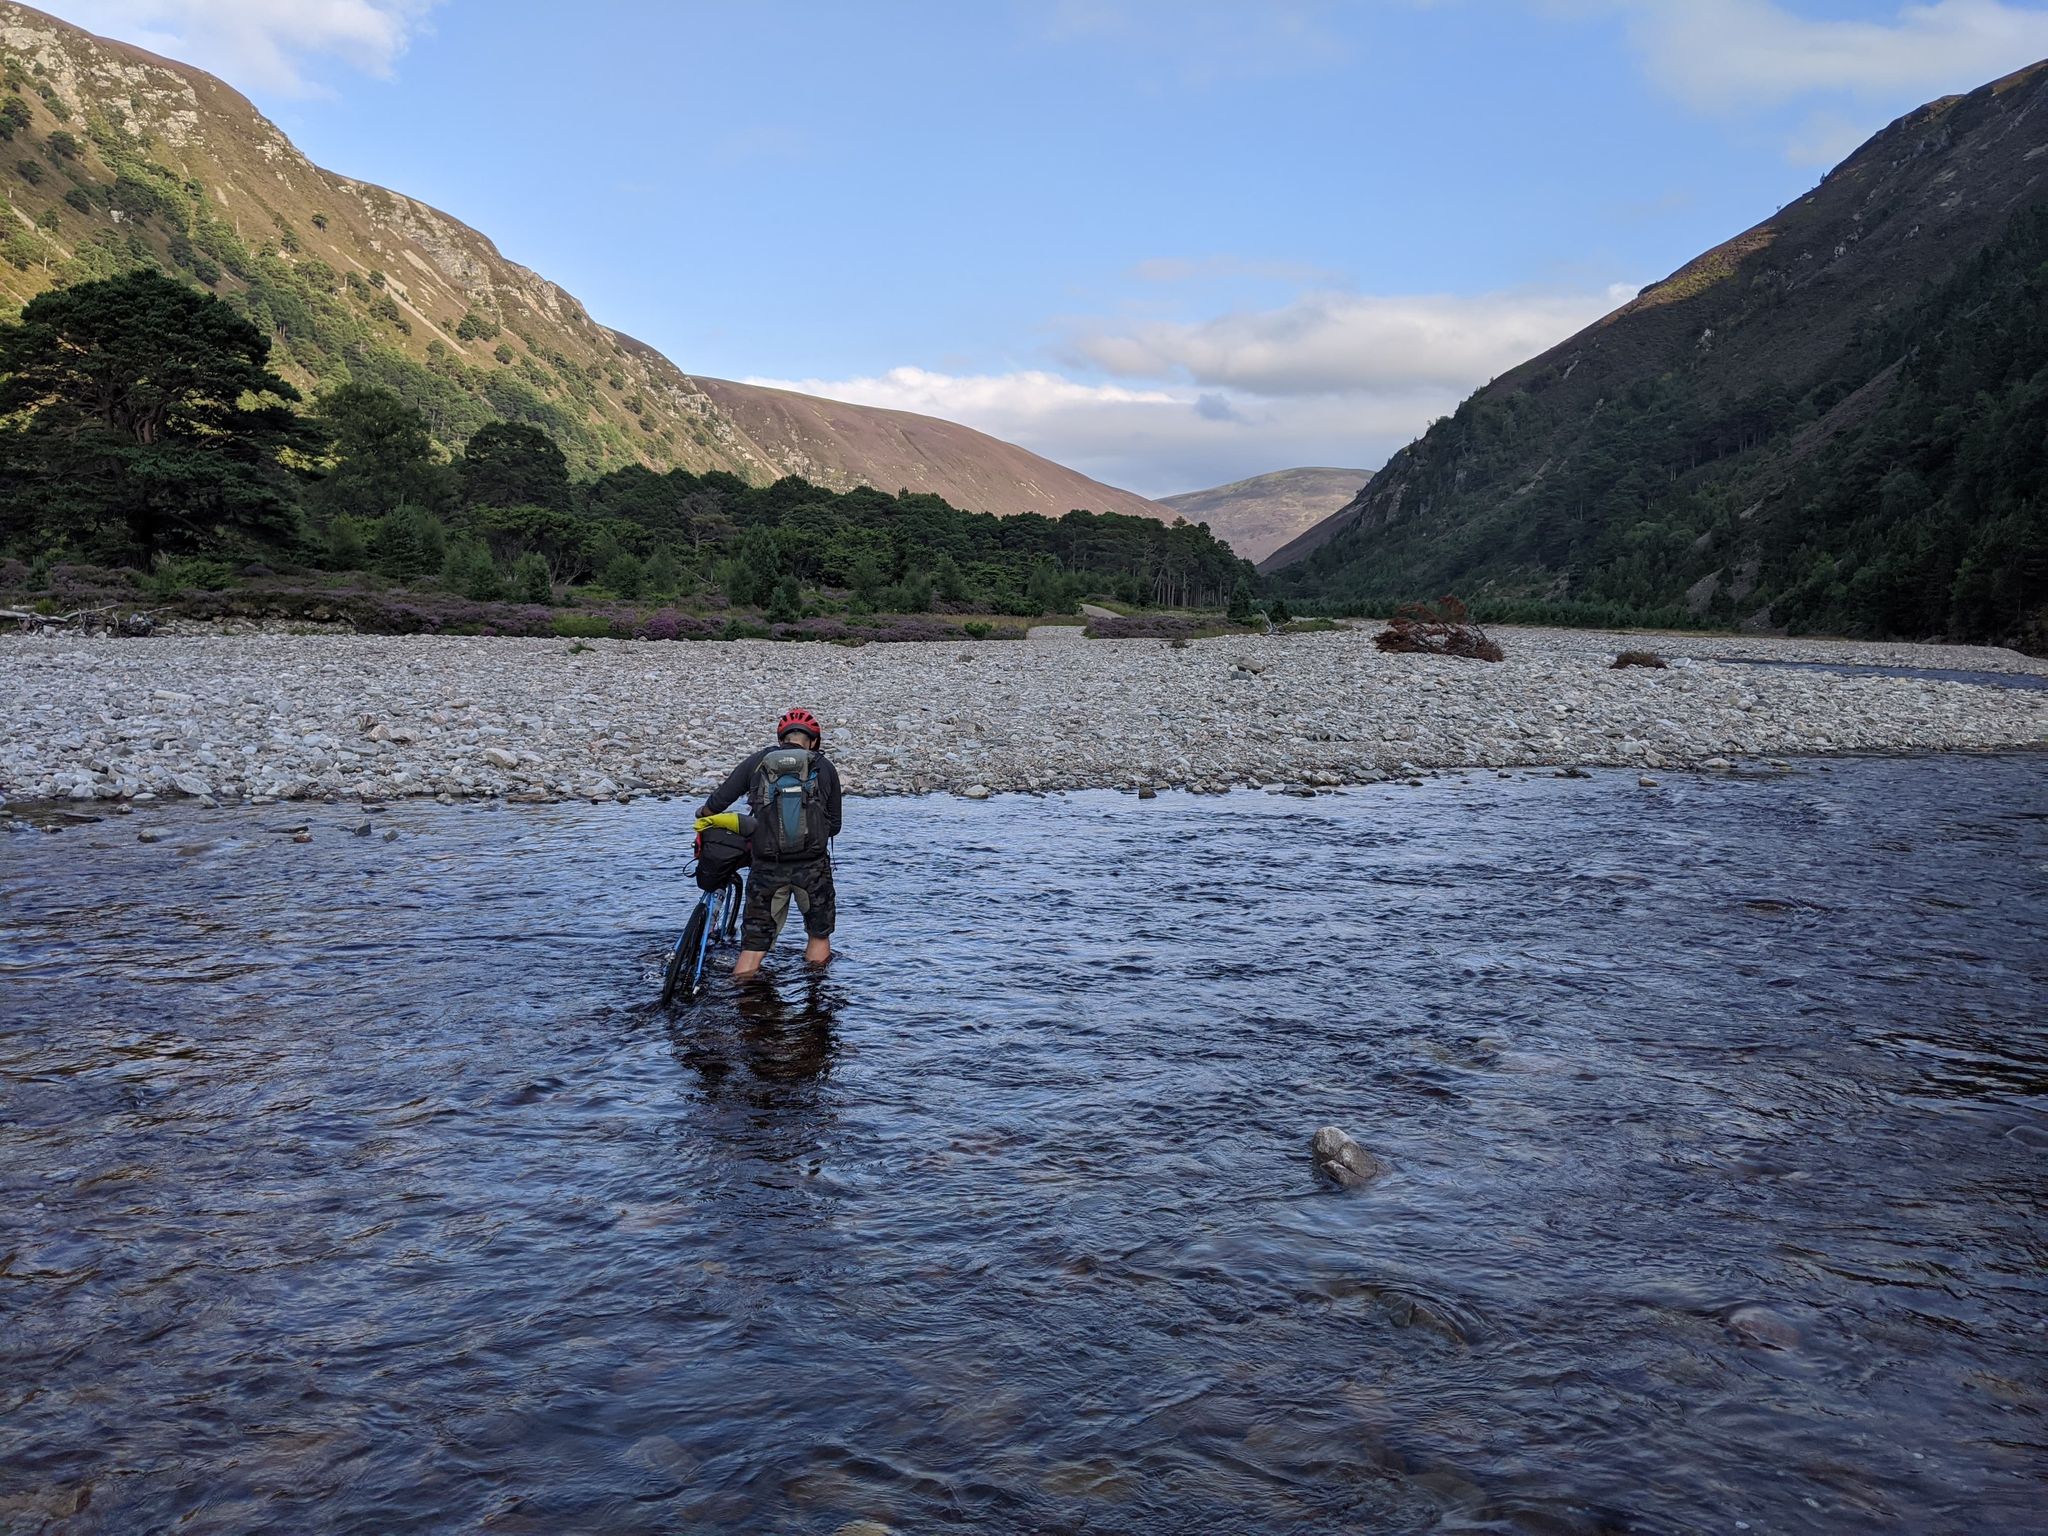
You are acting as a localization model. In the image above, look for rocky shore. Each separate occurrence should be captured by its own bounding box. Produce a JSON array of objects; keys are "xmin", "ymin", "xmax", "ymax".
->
[{"xmin": 2, "ymin": 627, "xmax": 2043, "ymax": 808}]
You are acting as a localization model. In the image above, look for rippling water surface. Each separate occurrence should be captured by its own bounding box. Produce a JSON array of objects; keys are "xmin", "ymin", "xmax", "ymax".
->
[{"xmin": 4, "ymin": 755, "xmax": 2045, "ymax": 1535}]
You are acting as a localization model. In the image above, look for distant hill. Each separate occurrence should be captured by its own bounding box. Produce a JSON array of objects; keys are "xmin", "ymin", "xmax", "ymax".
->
[
  {"xmin": 0, "ymin": 3, "xmax": 1170, "ymax": 522},
  {"xmin": 1157, "ymin": 467, "xmax": 1370, "ymax": 564},
  {"xmin": 1271, "ymin": 60, "xmax": 2048, "ymax": 646},
  {"xmin": 686, "ymin": 376, "xmax": 1171, "ymax": 523}
]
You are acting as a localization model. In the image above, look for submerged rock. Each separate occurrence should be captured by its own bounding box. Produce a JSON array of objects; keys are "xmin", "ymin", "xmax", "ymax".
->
[
  {"xmin": 1311, "ymin": 1125, "xmax": 1382, "ymax": 1188},
  {"xmin": 1726, "ymin": 1303, "xmax": 1800, "ymax": 1349}
]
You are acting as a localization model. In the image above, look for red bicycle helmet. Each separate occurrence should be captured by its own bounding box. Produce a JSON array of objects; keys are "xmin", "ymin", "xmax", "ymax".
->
[{"xmin": 777, "ymin": 707, "xmax": 821, "ymax": 744}]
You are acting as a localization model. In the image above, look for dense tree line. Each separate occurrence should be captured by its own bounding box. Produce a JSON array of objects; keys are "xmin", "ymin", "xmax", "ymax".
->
[
  {"xmin": 0, "ymin": 271, "xmax": 1252, "ymax": 617},
  {"xmin": 1278, "ymin": 202, "xmax": 2048, "ymax": 648}
]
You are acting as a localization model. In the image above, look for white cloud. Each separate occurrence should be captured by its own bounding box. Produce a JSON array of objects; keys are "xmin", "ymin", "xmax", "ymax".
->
[
  {"xmin": 749, "ymin": 276, "xmax": 1636, "ymax": 494},
  {"xmin": 36, "ymin": 0, "xmax": 439, "ymax": 96},
  {"xmin": 744, "ymin": 366, "xmax": 1468, "ymax": 498},
  {"xmin": 1068, "ymin": 284, "xmax": 1633, "ymax": 397},
  {"xmin": 1615, "ymin": 0, "xmax": 2048, "ymax": 111}
]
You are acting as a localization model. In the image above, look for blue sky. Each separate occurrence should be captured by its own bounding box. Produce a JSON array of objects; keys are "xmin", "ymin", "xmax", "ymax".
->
[{"xmin": 39, "ymin": 0, "xmax": 2048, "ymax": 495}]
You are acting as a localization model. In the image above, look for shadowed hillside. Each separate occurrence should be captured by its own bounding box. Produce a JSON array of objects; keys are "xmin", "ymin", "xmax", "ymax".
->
[{"xmin": 1271, "ymin": 61, "xmax": 2048, "ymax": 647}]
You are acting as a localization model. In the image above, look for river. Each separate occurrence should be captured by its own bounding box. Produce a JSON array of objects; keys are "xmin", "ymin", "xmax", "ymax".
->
[{"xmin": 3, "ymin": 754, "xmax": 2044, "ymax": 1534}]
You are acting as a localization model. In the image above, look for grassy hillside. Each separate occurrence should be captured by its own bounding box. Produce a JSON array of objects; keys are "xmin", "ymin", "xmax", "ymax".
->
[
  {"xmin": 0, "ymin": 3, "xmax": 1170, "ymax": 522},
  {"xmin": 1272, "ymin": 61, "xmax": 2048, "ymax": 647}
]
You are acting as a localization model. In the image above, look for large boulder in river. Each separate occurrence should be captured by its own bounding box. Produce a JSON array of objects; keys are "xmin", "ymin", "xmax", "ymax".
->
[{"xmin": 1311, "ymin": 1126, "xmax": 1382, "ymax": 1188}]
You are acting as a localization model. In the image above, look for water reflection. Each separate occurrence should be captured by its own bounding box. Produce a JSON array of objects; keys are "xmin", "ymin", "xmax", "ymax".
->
[{"xmin": 669, "ymin": 970, "xmax": 842, "ymax": 1094}]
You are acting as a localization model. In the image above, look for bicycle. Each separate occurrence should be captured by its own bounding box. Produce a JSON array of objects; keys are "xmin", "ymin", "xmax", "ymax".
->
[
  {"xmin": 663, "ymin": 817, "xmax": 753, "ymax": 1005},
  {"xmin": 662, "ymin": 867, "xmax": 747, "ymax": 1005}
]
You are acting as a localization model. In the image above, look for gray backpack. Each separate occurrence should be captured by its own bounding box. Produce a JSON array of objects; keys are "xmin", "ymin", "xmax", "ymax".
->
[{"xmin": 747, "ymin": 747, "xmax": 829, "ymax": 861}]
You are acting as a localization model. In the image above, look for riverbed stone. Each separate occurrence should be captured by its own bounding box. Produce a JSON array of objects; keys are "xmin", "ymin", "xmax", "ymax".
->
[
  {"xmin": 0, "ymin": 627, "xmax": 2041, "ymax": 807},
  {"xmin": 1311, "ymin": 1125, "xmax": 1382, "ymax": 1188}
]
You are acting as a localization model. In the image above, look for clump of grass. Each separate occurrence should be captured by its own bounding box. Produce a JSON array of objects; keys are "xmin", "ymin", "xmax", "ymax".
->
[{"xmin": 1612, "ymin": 649, "xmax": 1668, "ymax": 669}]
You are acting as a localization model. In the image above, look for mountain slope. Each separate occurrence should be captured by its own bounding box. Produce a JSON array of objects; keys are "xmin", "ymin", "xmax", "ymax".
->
[
  {"xmin": 686, "ymin": 376, "xmax": 1171, "ymax": 522},
  {"xmin": 0, "ymin": 2, "xmax": 1169, "ymax": 522},
  {"xmin": 1157, "ymin": 467, "xmax": 1370, "ymax": 563},
  {"xmin": 1272, "ymin": 60, "xmax": 2048, "ymax": 644}
]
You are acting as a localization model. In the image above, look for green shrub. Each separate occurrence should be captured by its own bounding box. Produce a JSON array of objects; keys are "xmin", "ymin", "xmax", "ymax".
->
[
  {"xmin": 888, "ymin": 569, "xmax": 933, "ymax": 613},
  {"xmin": 1267, "ymin": 596, "xmax": 1292, "ymax": 625},
  {"xmin": 962, "ymin": 620, "xmax": 993, "ymax": 639},
  {"xmin": 15, "ymin": 156, "xmax": 42, "ymax": 184},
  {"xmin": 600, "ymin": 550, "xmax": 645, "ymax": 600},
  {"xmin": 370, "ymin": 503, "xmax": 446, "ymax": 579},
  {"xmin": 0, "ymin": 228, "xmax": 53, "ymax": 270},
  {"xmin": 765, "ymin": 574, "xmax": 802, "ymax": 623},
  {"xmin": 493, "ymin": 342, "xmax": 514, "ymax": 365},
  {"xmin": 1227, "ymin": 578, "xmax": 1257, "ymax": 625},
  {"xmin": 143, "ymin": 556, "xmax": 233, "ymax": 600},
  {"xmin": 512, "ymin": 551, "xmax": 554, "ymax": 605},
  {"xmin": 644, "ymin": 547, "xmax": 681, "ymax": 597},
  {"xmin": 550, "ymin": 613, "xmax": 612, "ymax": 639},
  {"xmin": 721, "ymin": 617, "xmax": 770, "ymax": 641},
  {"xmin": 45, "ymin": 128, "xmax": 77, "ymax": 159},
  {"xmin": 442, "ymin": 539, "xmax": 504, "ymax": 601},
  {"xmin": 323, "ymin": 516, "xmax": 369, "ymax": 570}
]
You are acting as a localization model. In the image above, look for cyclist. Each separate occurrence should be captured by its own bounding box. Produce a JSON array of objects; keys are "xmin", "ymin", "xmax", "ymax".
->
[{"xmin": 697, "ymin": 707, "xmax": 842, "ymax": 978}]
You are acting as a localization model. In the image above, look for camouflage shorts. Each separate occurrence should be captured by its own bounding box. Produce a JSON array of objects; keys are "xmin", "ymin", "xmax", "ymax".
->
[{"xmin": 742, "ymin": 857, "xmax": 836, "ymax": 951}]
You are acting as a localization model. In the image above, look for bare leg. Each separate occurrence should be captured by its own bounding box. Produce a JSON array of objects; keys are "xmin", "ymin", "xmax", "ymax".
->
[
  {"xmin": 804, "ymin": 936, "xmax": 832, "ymax": 965},
  {"xmin": 733, "ymin": 948, "xmax": 768, "ymax": 978}
]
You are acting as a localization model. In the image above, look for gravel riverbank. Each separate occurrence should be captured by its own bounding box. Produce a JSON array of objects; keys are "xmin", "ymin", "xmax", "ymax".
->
[{"xmin": 2, "ymin": 627, "xmax": 2043, "ymax": 806}]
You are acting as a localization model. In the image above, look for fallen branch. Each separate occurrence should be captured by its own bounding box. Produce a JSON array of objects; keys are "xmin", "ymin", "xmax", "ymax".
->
[{"xmin": 1372, "ymin": 595, "xmax": 1505, "ymax": 662}]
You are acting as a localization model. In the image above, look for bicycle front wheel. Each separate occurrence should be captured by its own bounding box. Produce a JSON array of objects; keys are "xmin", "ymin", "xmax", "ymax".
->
[{"xmin": 663, "ymin": 904, "xmax": 709, "ymax": 1006}]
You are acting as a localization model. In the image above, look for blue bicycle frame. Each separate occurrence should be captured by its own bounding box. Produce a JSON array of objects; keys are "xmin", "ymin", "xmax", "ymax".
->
[{"xmin": 663, "ymin": 872, "xmax": 747, "ymax": 1005}]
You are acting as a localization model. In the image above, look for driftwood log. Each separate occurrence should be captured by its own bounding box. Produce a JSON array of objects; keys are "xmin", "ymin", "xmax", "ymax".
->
[{"xmin": 2, "ymin": 605, "xmax": 153, "ymax": 634}]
